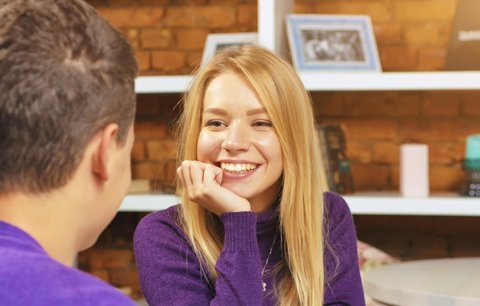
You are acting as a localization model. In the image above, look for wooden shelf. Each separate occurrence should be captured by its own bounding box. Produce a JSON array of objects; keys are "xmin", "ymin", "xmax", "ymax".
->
[{"xmin": 119, "ymin": 192, "xmax": 480, "ymax": 216}]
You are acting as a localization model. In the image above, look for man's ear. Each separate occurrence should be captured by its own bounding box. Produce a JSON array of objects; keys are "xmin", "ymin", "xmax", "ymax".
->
[{"xmin": 91, "ymin": 123, "xmax": 119, "ymax": 181}]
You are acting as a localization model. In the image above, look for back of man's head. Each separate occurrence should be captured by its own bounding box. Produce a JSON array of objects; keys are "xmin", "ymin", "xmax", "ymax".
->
[{"xmin": 0, "ymin": 0, "xmax": 138, "ymax": 195}]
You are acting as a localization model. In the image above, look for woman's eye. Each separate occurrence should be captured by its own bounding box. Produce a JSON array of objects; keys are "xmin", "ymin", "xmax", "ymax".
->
[
  {"xmin": 253, "ymin": 120, "xmax": 273, "ymax": 127},
  {"xmin": 205, "ymin": 120, "xmax": 225, "ymax": 128}
]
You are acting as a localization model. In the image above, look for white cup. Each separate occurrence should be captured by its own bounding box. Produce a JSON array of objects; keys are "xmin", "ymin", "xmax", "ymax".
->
[{"xmin": 400, "ymin": 144, "xmax": 429, "ymax": 197}]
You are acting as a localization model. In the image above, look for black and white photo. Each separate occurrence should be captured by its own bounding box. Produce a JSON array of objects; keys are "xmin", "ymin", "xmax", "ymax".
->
[
  {"xmin": 286, "ymin": 15, "xmax": 381, "ymax": 72},
  {"xmin": 201, "ymin": 33, "xmax": 258, "ymax": 66}
]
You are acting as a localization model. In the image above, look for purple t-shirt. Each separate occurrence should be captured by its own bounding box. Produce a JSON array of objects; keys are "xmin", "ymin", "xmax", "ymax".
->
[
  {"xmin": 0, "ymin": 221, "xmax": 135, "ymax": 306},
  {"xmin": 134, "ymin": 192, "xmax": 365, "ymax": 305}
]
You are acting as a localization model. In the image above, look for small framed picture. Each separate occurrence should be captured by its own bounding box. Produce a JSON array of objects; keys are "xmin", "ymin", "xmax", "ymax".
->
[
  {"xmin": 286, "ymin": 14, "xmax": 381, "ymax": 72},
  {"xmin": 201, "ymin": 32, "xmax": 258, "ymax": 66}
]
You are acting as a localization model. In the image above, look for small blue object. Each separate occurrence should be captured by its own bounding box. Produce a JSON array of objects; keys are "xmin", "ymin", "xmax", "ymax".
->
[{"xmin": 466, "ymin": 134, "xmax": 480, "ymax": 160}]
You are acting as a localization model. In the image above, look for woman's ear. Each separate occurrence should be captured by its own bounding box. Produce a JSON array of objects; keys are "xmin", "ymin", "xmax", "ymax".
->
[{"xmin": 91, "ymin": 124, "xmax": 119, "ymax": 181}]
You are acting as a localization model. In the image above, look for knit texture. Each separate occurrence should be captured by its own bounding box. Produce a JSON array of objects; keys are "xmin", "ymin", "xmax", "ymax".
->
[
  {"xmin": 134, "ymin": 192, "xmax": 365, "ymax": 305},
  {"xmin": 0, "ymin": 221, "xmax": 135, "ymax": 306}
]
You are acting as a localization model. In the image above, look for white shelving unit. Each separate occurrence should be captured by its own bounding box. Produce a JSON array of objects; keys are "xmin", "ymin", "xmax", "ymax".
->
[
  {"xmin": 120, "ymin": 193, "xmax": 480, "ymax": 216},
  {"xmin": 135, "ymin": 75, "xmax": 191, "ymax": 94},
  {"xmin": 135, "ymin": 71, "xmax": 480, "ymax": 93},
  {"xmin": 130, "ymin": 0, "xmax": 480, "ymax": 216}
]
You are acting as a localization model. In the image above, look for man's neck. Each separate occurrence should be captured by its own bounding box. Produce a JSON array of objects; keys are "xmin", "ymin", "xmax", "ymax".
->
[{"xmin": 0, "ymin": 192, "xmax": 78, "ymax": 266}]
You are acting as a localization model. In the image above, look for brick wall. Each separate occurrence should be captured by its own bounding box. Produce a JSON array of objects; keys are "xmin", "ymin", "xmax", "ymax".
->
[{"xmin": 77, "ymin": 0, "xmax": 480, "ymax": 300}]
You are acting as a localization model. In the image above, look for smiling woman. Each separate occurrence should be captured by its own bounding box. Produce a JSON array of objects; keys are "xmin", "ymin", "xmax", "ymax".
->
[
  {"xmin": 133, "ymin": 45, "xmax": 365, "ymax": 306},
  {"xmin": 196, "ymin": 71, "xmax": 283, "ymax": 213}
]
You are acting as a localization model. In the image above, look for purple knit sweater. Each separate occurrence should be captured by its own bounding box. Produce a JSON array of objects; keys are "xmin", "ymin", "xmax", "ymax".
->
[
  {"xmin": 134, "ymin": 192, "xmax": 365, "ymax": 305},
  {"xmin": 0, "ymin": 221, "xmax": 135, "ymax": 306}
]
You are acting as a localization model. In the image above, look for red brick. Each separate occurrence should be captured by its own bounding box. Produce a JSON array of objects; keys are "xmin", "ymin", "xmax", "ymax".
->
[
  {"xmin": 131, "ymin": 141, "xmax": 146, "ymax": 161},
  {"xmin": 237, "ymin": 4, "xmax": 257, "ymax": 27},
  {"xmin": 137, "ymin": 0, "xmax": 169, "ymax": 4},
  {"xmin": 342, "ymin": 119, "xmax": 398, "ymax": 141},
  {"xmin": 398, "ymin": 119, "xmax": 472, "ymax": 143},
  {"xmin": 351, "ymin": 163, "xmax": 393, "ymax": 190},
  {"xmin": 373, "ymin": 24, "xmax": 403, "ymax": 46},
  {"xmin": 422, "ymin": 92, "xmax": 461, "ymax": 117},
  {"xmin": 146, "ymin": 139, "xmax": 177, "ymax": 161},
  {"xmin": 176, "ymin": 29, "xmax": 209, "ymax": 51},
  {"xmin": 140, "ymin": 29, "xmax": 173, "ymax": 49},
  {"xmin": 380, "ymin": 47, "xmax": 418, "ymax": 71},
  {"xmin": 136, "ymin": 94, "xmax": 174, "ymax": 115},
  {"xmin": 210, "ymin": 0, "xmax": 242, "ymax": 4},
  {"xmin": 418, "ymin": 48, "xmax": 447, "ymax": 71},
  {"xmin": 123, "ymin": 29, "xmax": 139, "ymax": 49},
  {"xmin": 347, "ymin": 141, "xmax": 374, "ymax": 164},
  {"xmin": 135, "ymin": 50, "xmax": 151, "ymax": 72},
  {"xmin": 135, "ymin": 121, "xmax": 168, "ymax": 140},
  {"xmin": 311, "ymin": 92, "xmax": 345, "ymax": 117},
  {"xmin": 186, "ymin": 51, "xmax": 204, "ymax": 70},
  {"xmin": 152, "ymin": 51, "xmax": 185, "ymax": 72},
  {"xmin": 132, "ymin": 162, "xmax": 163, "ymax": 180},
  {"xmin": 404, "ymin": 24, "xmax": 445, "ymax": 47},
  {"xmin": 373, "ymin": 142, "xmax": 399, "ymax": 164},
  {"xmin": 428, "ymin": 142, "xmax": 464, "ymax": 165},
  {"xmin": 97, "ymin": 7, "xmax": 165, "ymax": 28},
  {"xmin": 461, "ymin": 92, "xmax": 480, "ymax": 116},
  {"xmin": 343, "ymin": 92, "xmax": 421, "ymax": 117},
  {"xmin": 312, "ymin": 1, "xmax": 393, "ymax": 23},
  {"xmin": 429, "ymin": 165, "xmax": 464, "ymax": 191},
  {"xmin": 294, "ymin": 4, "xmax": 313, "ymax": 14},
  {"xmin": 165, "ymin": 6, "xmax": 236, "ymax": 28},
  {"xmin": 393, "ymin": 0, "xmax": 456, "ymax": 23}
]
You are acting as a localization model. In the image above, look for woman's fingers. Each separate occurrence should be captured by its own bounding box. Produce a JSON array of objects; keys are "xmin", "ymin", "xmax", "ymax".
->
[{"xmin": 176, "ymin": 160, "xmax": 250, "ymax": 215}]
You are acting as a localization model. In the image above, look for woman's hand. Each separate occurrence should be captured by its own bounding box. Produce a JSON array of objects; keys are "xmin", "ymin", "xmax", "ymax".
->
[{"xmin": 177, "ymin": 160, "xmax": 251, "ymax": 215}]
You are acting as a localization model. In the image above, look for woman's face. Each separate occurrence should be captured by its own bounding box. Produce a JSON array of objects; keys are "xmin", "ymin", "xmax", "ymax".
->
[{"xmin": 197, "ymin": 71, "xmax": 283, "ymax": 212}]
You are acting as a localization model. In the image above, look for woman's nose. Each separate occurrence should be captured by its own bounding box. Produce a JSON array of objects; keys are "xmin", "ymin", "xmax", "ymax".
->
[{"xmin": 221, "ymin": 124, "xmax": 250, "ymax": 151}]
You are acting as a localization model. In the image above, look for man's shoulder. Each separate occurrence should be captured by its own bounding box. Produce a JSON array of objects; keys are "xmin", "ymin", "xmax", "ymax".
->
[{"xmin": 0, "ymin": 247, "xmax": 134, "ymax": 305}]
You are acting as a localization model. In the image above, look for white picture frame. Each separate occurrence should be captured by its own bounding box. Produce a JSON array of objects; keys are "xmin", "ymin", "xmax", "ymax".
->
[
  {"xmin": 286, "ymin": 14, "xmax": 381, "ymax": 72},
  {"xmin": 201, "ymin": 32, "xmax": 258, "ymax": 66}
]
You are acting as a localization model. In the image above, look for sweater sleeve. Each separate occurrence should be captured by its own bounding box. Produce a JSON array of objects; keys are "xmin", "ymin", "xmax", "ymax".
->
[
  {"xmin": 323, "ymin": 192, "xmax": 366, "ymax": 306},
  {"xmin": 133, "ymin": 206, "xmax": 263, "ymax": 306}
]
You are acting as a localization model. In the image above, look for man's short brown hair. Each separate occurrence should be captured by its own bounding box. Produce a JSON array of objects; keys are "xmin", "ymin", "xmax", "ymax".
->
[{"xmin": 0, "ymin": 0, "xmax": 138, "ymax": 194}]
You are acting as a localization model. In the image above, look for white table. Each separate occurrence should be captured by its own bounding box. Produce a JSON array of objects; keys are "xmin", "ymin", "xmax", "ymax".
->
[{"xmin": 363, "ymin": 258, "xmax": 480, "ymax": 306}]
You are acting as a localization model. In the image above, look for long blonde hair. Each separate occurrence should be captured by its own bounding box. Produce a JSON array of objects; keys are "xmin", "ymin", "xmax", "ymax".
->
[{"xmin": 176, "ymin": 45, "xmax": 328, "ymax": 305}]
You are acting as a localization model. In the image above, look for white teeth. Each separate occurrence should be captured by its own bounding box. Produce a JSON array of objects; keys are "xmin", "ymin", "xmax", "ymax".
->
[{"xmin": 220, "ymin": 162, "xmax": 257, "ymax": 174}]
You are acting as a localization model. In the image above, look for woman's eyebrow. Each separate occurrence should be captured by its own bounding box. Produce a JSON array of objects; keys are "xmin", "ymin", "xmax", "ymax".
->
[
  {"xmin": 246, "ymin": 108, "xmax": 267, "ymax": 116},
  {"xmin": 203, "ymin": 107, "xmax": 227, "ymax": 115}
]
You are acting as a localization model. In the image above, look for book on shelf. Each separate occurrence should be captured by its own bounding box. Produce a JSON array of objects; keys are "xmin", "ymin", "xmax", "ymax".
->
[
  {"xmin": 317, "ymin": 124, "xmax": 355, "ymax": 194},
  {"xmin": 445, "ymin": 0, "xmax": 480, "ymax": 70}
]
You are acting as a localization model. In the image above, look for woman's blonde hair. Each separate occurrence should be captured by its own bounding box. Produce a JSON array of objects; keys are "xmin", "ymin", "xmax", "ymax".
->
[{"xmin": 176, "ymin": 45, "xmax": 328, "ymax": 305}]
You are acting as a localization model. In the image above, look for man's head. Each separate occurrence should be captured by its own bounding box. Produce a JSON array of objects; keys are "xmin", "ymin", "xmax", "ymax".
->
[{"xmin": 0, "ymin": 0, "xmax": 138, "ymax": 195}]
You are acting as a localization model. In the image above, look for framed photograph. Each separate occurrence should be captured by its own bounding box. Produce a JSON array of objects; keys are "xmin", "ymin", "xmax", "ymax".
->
[
  {"xmin": 286, "ymin": 14, "xmax": 381, "ymax": 72},
  {"xmin": 201, "ymin": 32, "xmax": 258, "ymax": 66}
]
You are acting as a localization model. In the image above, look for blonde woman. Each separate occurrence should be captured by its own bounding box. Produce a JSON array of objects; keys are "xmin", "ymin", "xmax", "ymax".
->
[{"xmin": 134, "ymin": 45, "xmax": 364, "ymax": 305}]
